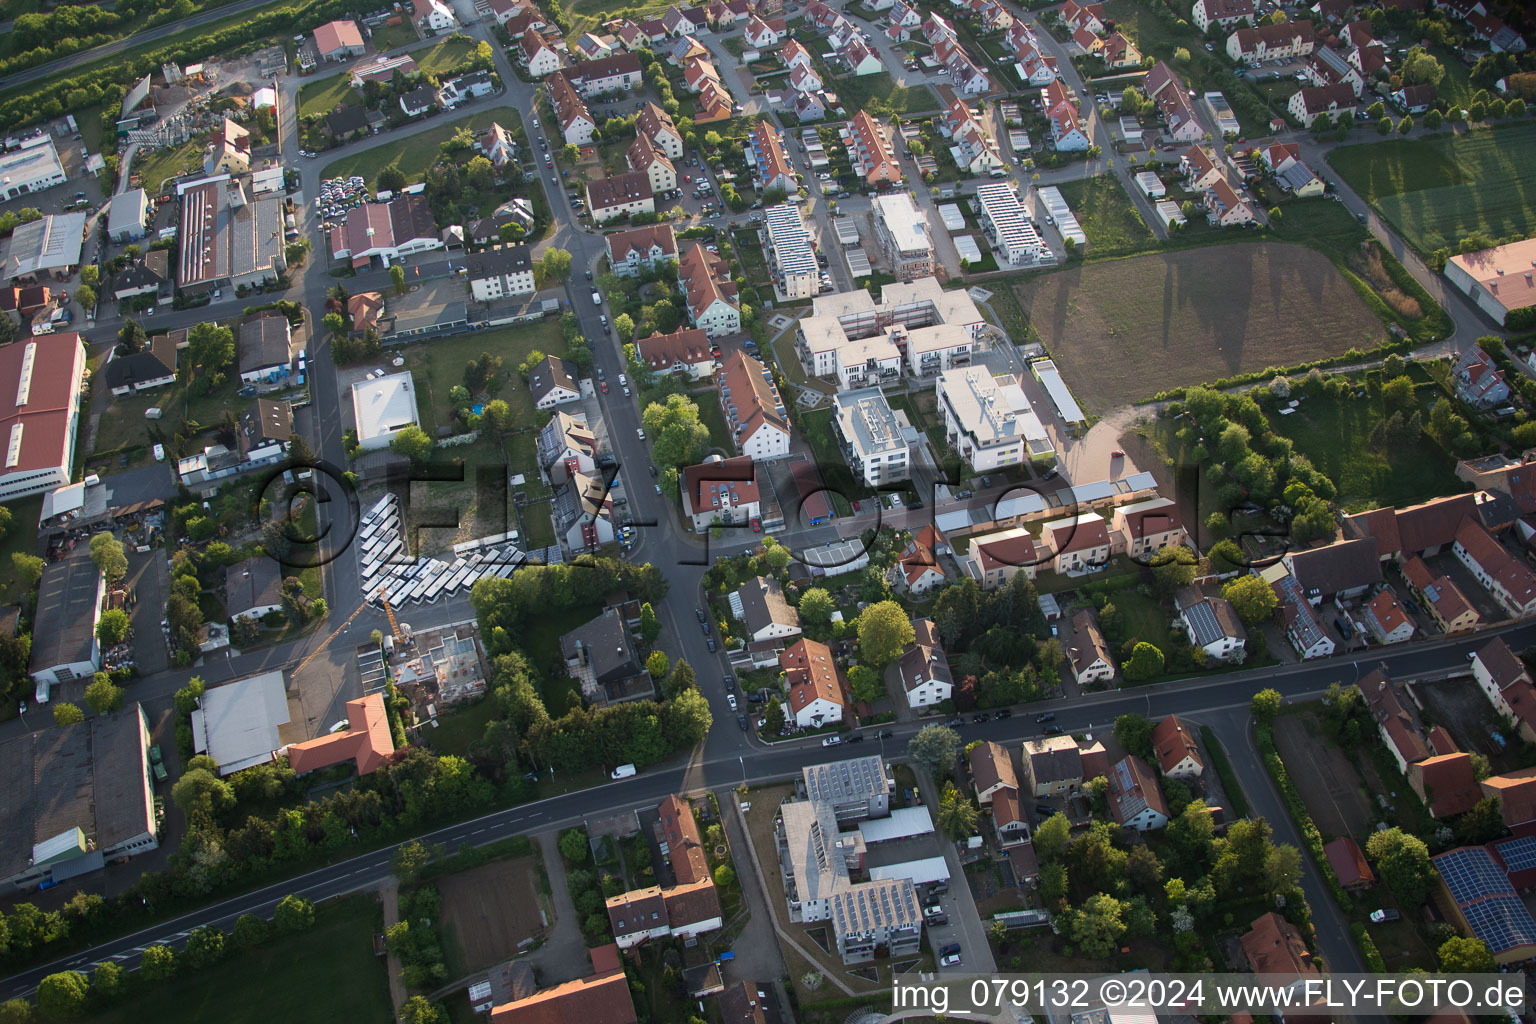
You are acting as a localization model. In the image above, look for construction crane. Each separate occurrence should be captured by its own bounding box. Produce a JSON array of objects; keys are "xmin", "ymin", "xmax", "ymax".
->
[{"xmin": 290, "ymin": 586, "xmax": 406, "ymax": 677}]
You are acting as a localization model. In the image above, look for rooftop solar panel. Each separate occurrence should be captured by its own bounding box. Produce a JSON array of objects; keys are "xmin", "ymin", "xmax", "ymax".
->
[{"xmin": 1496, "ymin": 836, "xmax": 1536, "ymax": 874}]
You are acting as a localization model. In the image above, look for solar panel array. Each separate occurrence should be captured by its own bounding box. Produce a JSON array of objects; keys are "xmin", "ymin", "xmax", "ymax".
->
[
  {"xmin": 1434, "ymin": 846, "xmax": 1536, "ymax": 953},
  {"xmin": 1496, "ymin": 836, "xmax": 1536, "ymax": 874}
]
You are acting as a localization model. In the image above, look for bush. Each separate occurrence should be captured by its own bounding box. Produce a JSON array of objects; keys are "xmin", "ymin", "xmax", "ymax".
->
[
  {"xmin": 1255, "ymin": 722, "xmax": 1351, "ymax": 911},
  {"xmin": 1352, "ymin": 922, "xmax": 1387, "ymax": 971}
]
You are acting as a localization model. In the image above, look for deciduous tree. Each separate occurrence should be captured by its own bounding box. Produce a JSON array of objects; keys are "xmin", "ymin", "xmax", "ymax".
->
[
  {"xmin": 857, "ymin": 600, "xmax": 914, "ymax": 668},
  {"xmin": 1221, "ymin": 575, "xmax": 1279, "ymax": 623},
  {"xmin": 908, "ymin": 724, "xmax": 960, "ymax": 776}
]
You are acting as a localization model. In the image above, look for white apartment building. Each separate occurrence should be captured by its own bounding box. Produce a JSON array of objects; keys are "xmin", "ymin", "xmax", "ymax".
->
[
  {"xmin": 935, "ymin": 367, "xmax": 1053, "ymax": 471},
  {"xmin": 871, "ymin": 194, "xmax": 934, "ymax": 282},
  {"xmin": 975, "ymin": 182, "xmax": 1052, "ymax": 266},
  {"xmin": 832, "ymin": 388, "xmax": 910, "ymax": 486},
  {"xmin": 464, "ymin": 244, "xmax": 535, "ymax": 303},
  {"xmin": 717, "ymin": 351, "xmax": 791, "ymax": 460},
  {"xmin": 764, "ymin": 204, "xmax": 819, "ymax": 300},
  {"xmin": 796, "ymin": 277, "xmax": 985, "ymax": 388}
]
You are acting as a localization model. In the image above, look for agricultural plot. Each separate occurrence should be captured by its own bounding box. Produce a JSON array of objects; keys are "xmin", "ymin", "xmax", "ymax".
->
[
  {"xmin": 1013, "ymin": 243, "xmax": 1381, "ymax": 411},
  {"xmin": 439, "ymin": 856, "xmax": 550, "ymax": 973},
  {"xmin": 1327, "ymin": 122, "xmax": 1536, "ymax": 254}
]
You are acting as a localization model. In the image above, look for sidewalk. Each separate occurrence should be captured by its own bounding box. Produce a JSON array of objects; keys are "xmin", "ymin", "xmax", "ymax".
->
[
  {"xmin": 379, "ymin": 880, "xmax": 409, "ymax": 1014},
  {"xmin": 525, "ymin": 831, "xmax": 589, "ymax": 985}
]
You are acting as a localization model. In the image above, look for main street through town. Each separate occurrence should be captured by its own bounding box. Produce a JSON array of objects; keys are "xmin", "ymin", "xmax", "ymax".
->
[{"xmin": 2, "ymin": 0, "xmax": 1518, "ymax": 1002}]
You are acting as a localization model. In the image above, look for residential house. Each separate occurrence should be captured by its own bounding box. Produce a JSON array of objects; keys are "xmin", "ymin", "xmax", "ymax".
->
[
  {"xmin": 527, "ymin": 354, "xmax": 582, "ymax": 410},
  {"xmin": 1058, "ymin": 0, "xmax": 1105, "ymax": 34},
  {"xmin": 1409, "ymin": 752, "xmax": 1484, "ymax": 818},
  {"xmin": 1107, "ymin": 756, "xmax": 1169, "ymax": 831},
  {"xmin": 635, "ymin": 327, "xmax": 714, "ymax": 379},
  {"xmin": 203, "ymin": 118, "xmax": 250, "ymax": 177},
  {"xmin": 1361, "ymin": 588, "xmax": 1414, "ymax": 645},
  {"xmin": 789, "ymin": 64, "xmax": 824, "ymax": 93},
  {"xmin": 411, "ymin": 0, "xmax": 458, "ymax": 33},
  {"xmin": 399, "ymin": 86, "xmax": 438, "ymax": 118},
  {"xmin": 1110, "ymin": 496, "xmax": 1185, "ymax": 560},
  {"xmin": 476, "ymin": 122, "xmax": 519, "ymax": 168},
  {"xmin": 1455, "ymin": 517, "xmax": 1536, "ymax": 618},
  {"xmin": 636, "ymin": 102, "xmax": 686, "ymax": 159},
  {"xmin": 586, "ymin": 171, "xmax": 655, "ymax": 224},
  {"xmin": 1282, "ymin": 536, "xmax": 1381, "ymax": 604},
  {"xmin": 1270, "ymin": 571, "xmax": 1337, "ymax": 659},
  {"xmin": 898, "ymin": 618, "xmax": 953, "ymax": 709},
  {"xmin": 1453, "ymin": 347, "xmax": 1511, "ymax": 409},
  {"xmin": 1175, "ymin": 587, "xmax": 1248, "ymax": 663},
  {"xmin": 1288, "ymin": 83, "xmax": 1355, "ymax": 127},
  {"xmin": 964, "ymin": 528, "xmax": 1039, "ymax": 588},
  {"xmin": 804, "ymin": 0, "xmax": 840, "ymax": 30},
  {"xmin": 781, "ymin": 39, "xmax": 814, "ymax": 72},
  {"xmin": 831, "ymin": 388, "xmax": 910, "ymax": 486},
  {"xmin": 844, "ymin": 111, "xmax": 902, "ymax": 186},
  {"xmin": 627, "ymin": 134, "xmax": 678, "ymax": 194},
  {"xmin": 680, "ymin": 456, "xmax": 761, "ymax": 533},
  {"xmin": 969, "ymin": 740, "xmax": 1018, "ymax": 804},
  {"xmin": 1151, "ymin": 715, "xmax": 1203, "ymax": 781},
  {"xmin": 437, "ymin": 70, "xmax": 495, "ymax": 108},
  {"xmin": 1022, "ymin": 735, "xmax": 1083, "ymax": 796},
  {"xmin": 1066, "ymin": 609, "xmax": 1115, "ymax": 686},
  {"xmin": 1341, "ymin": 494, "xmax": 1479, "ymax": 564},
  {"xmin": 749, "ymin": 122, "xmax": 796, "ymax": 193},
  {"xmin": 559, "ymin": 608, "xmax": 650, "ymax": 704},
  {"xmin": 1192, "ymin": 0, "xmax": 1253, "ymax": 32},
  {"xmin": 553, "ymin": 473, "xmax": 613, "ymax": 549},
  {"xmin": 1043, "ymin": 512, "xmax": 1111, "ymax": 574},
  {"xmin": 573, "ymin": 32, "xmax": 614, "ymax": 60},
  {"xmin": 1206, "ymin": 177, "xmax": 1258, "ymax": 227},
  {"xmin": 606, "ymin": 223, "xmax": 679, "ymax": 277},
  {"xmin": 1180, "ymin": 146, "xmax": 1225, "ymax": 193},
  {"xmin": 286, "ymin": 693, "xmax": 396, "ymax": 775},
  {"xmin": 225, "ymin": 557, "xmax": 284, "ymax": 621},
  {"xmin": 1400, "ymin": 556, "xmax": 1480, "ymax": 634},
  {"xmin": 735, "ymin": 576, "xmax": 801, "ymax": 643},
  {"xmin": 487, "ymin": 946, "xmax": 636, "ymax": 1024},
  {"xmin": 684, "ymin": 56, "xmax": 724, "ymax": 93},
  {"xmin": 111, "ymin": 251, "xmax": 170, "ymax": 302},
  {"xmin": 1143, "ymin": 61, "xmax": 1204, "ymax": 140},
  {"xmin": 782, "ymin": 638, "xmax": 847, "ymax": 728},
  {"xmin": 520, "ymin": 29, "xmax": 563, "ymax": 78},
  {"xmin": 1227, "ymin": 20, "xmax": 1316, "ymax": 62},
  {"xmin": 547, "ymin": 72, "xmax": 596, "ymax": 144},
  {"xmin": 537, "ymin": 410, "xmax": 598, "ymax": 483},
  {"xmin": 104, "ymin": 333, "xmax": 178, "ymax": 396},
  {"xmin": 716, "ymin": 351, "xmax": 790, "ymax": 459},
  {"xmin": 839, "ymin": 36, "xmax": 885, "ymax": 76},
  {"xmin": 1241, "ymin": 913, "xmax": 1318, "ymax": 980},
  {"xmin": 679, "ymin": 243, "xmax": 741, "ymax": 336},
  {"xmin": 1100, "ymin": 31, "xmax": 1142, "ymax": 68},
  {"xmin": 1392, "ymin": 83, "xmax": 1436, "ymax": 113},
  {"xmin": 1472, "ymin": 637, "xmax": 1536, "ymax": 743},
  {"xmin": 1362, "ymin": 668, "xmax": 1431, "ymax": 774},
  {"xmin": 893, "ymin": 525, "xmax": 947, "ymax": 595},
  {"xmin": 745, "ymin": 14, "xmax": 783, "ymax": 47},
  {"xmin": 465, "ymin": 244, "xmax": 535, "ymax": 303}
]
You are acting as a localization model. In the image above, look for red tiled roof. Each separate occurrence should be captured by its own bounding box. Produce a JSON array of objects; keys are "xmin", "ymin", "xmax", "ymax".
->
[
  {"xmin": 0, "ymin": 333, "xmax": 85, "ymax": 475},
  {"xmin": 1412, "ymin": 753, "xmax": 1482, "ymax": 818},
  {"xmin": 1323, "ymin": 837, "xmax": 1374, "ymax": 888},
  {"xmin": 680, "ymin": 242, "xmax": 738, "ymax": 319},
  {"xmin": 1151, "ymin": 715, "xmax": 1202, "ymax": 775},
  {"xmin": 681, "ymin": 455, "xmax": 760, "ymax": 513},
  {"xmin": 716, "ymin": 350, "xmax": 784, "ymax": 447},
  {"xmin": 782, "ymin": 638, "xmax": 845, "ymax": 715},
  {"xmin": 314, "ymin": 19, "xmax": 364, "ymax": 53},
  {"xmin": 635, "ymin": 328, "xmax": 711, "ymax": 372},
  {"xmin": 1241, "ymin": 912, "xmax": 1317, "ymax": 976},
  {"xmin": 1457, "ymin": 518, "xmax": 1536, "ymax": 609},
  {"xmin": 657, "ymin": 794, "xmax": 709, "ymax": 885},
  {"xmin": 490, "ymin": 945, "xmax": 636, "ymax": 1024},
  {"xmin": 1483, "ymin": 770, "xmax": 1536, "ymax": 828},
  {"xmin": 285, "ymin": 692, "xmax": 396, "ymax": 775}
]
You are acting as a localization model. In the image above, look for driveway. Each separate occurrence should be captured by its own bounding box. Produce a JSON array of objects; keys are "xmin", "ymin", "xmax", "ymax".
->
[
  {"xmin": 717, "ymin": 787, "xmax": 789, "ymax": 985},
  {"xmin": 125, "ymin": 547, "xmax": 170, "ymax": 677},
  {"xmin": 910, "ymin": 770, "xmax": 998, "ymax": 975},
  {"xmin": 525, "ymin": 831, "xmax": 591, "ymax": 986}
]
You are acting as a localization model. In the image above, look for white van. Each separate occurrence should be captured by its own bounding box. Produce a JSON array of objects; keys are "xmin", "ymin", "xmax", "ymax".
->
[{"xmin": 611, "ymin": 763, "xmax": 637, "ymax": 779}]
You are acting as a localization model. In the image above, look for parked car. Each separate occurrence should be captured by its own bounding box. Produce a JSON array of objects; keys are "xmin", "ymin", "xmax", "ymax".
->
[
  {"xmin": 737, "ymin": 713, "xmax": 749, "ymax": 731},
  {"xmin": 822, "ymin": 735, "xmax": 842, "ymax": 746},
  {"xmin": 876, "ymin": 728, "xmax": 894, "ymax": 739},
  {"xmin": 1035, "ymin": 712, "xmax": 1056, "ymax": 723},
  {"xmin": 1369, "ymin": 908, "xmax": 1400, "ymax": 923},
  {"xmin": 1043, "ymin": 724, "xmax": 1063, "ymax": 735},
  {"xmin": 939, "ymin": 943, "xmax": 961, "ymax": 958},
  {"xmin": 940, "ymin": 953, "xmax": 962, "ymax": 967}
]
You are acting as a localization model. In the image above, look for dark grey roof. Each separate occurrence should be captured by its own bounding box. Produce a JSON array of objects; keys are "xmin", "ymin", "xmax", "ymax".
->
[
  {"xmin": 559, "ymin": 608, "xmax": 637, "ymax": 685},
  {"xmin": 326, "ymin": 105, "xmax": 369, "ymax": 137},
  {"xmin": 0, "ymin": 704, "xmax": 153, "ymax": 882},
  {"xmin": 464, "ymin": 243, "xmax": 532, "ymax": 280},
  {"xmin": 224, "ymin": 557, "xmax": 283, "ymax": 616},
  {"xmin": 103, "ymin": 345, "xmax": 175, "ymax": 390},
  {"xmin": 28, "ymin": 546, "xmax": 99, "ymax": 674},
  {"xmin": 111, "ymin": 259, "xmax": 166, "ymax": 294},
  {"xmin": 1287, "ymin": 537, "xmax": 1381, "ymax": 598},
  {"xmin": 402, "ymin": 85, "xmax": 439, "ymax": 112},
  {"xmin": 736, "ymin": 576, "xmax": 798, "ymax": 635},
  {"xmin": 237, "ymin": 315, "xmax": 293, "ymax": 372},
  {"xmin": 528, "ymin": 355, "xmax": 578, "ymax": 404}
]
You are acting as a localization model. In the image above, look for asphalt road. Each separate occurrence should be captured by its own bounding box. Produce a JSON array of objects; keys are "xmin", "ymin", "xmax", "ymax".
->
[
  {"xmin": 0, "ymin": 0, "xmax": 286, "ymax": 92},
  {"xmin": 7, "ymin": 619, "xmax": 1534, "ymax": 998}
]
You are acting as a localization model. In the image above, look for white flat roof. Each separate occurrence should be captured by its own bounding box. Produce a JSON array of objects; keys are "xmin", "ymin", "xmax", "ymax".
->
[
  {"xmin": 858, "ymin": 806, "xmax": 935, "ymax": 843},
  {"xmin": 352, "ymin": 371, "xmax": 421, "ymax": 442},
  {"xmin": 869, "ymin": 855, "xmax": 951, "ymax": 885},
  {"xmin": 189, "ymin": 670, "xmax": 290, "ymax": 775},
  {"xmin": 937, "ymin": 203, "xmax": 965, "ymax": 231},
  {"xmin": 953, "ymin": 234, "xmax": 982, "ymax": 262},
  {"xmin": 872, "ymin": 193, "xmax": 929, "ymax": 254},
  {"xmin": 1031, "ymin": 357, "xmax": 1085, "ymax": 424},
  {"xmin": 832, "ymin": 217, "xmax": 860, "ymax": 245}
]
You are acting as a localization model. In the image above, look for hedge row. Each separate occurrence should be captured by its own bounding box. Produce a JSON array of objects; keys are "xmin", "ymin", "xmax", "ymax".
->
[
  {"xmin": 1255, "ymin": 721, "xmax": 1353, "ymax": 913},
  {"xmin": 1198, "ymin": 725, "xmax": 1252, "ymax": 820},
  {"xmin": 1149, "ymin": 338, "xmax": 1414, "ymax": 402},
  {"xmin": 1351, "ymin": 922, "xmax": 1388, "ymax": 972}
]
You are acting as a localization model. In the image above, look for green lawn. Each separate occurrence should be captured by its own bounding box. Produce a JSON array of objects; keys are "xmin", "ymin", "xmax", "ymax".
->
[
  {"xmin": 132, "ymin": 139, "xmax": 207, "ymax": 193},
  {"xmin": 798, "ymin": 407, "xmax": 873, "ymax": 501},
  {"xmin": 400, "ymin": 318, "xmax": 564, "ymax": 432},
  {"xmin": 1264, "ymin": 367, "xmax": 1466, "ymax": 512},
  {"xmin": 1327, "ymin": 121, "xmax": 1536, "ymax": 254},
  {"xmin": 84, "ymin": 895, "xmax": 389, "ymax": 1024},
  {"xmin": 830, "ymin": 71, "xmax": 935, "ymax": 118},
  {"xmin": 0, "ymin": 495, "xmax": 43, "ymax": 606},
  {"xmin": 412, "ymin": 36, "xmax": 477, "ymax": 75},
  {"xmin": 425, "ymin": 695, "xmax": 498, "ymax": 756},
  {"xmin": 369, "ymin": 20, "xmax": 419, "ymax": 52},
  {"xmin": 320, "ymin": 107, "xmax": 521, "ymax": 190},
  {"xmin": 1109, "ymin": 589, "xmax": 1175, "ymax": 655},
  {"xmin": 1053, "ymin": 174, "xmax": 1154, "ymax": 254},
  {"xmin": 690, "ymin": 388, "xmax": 732, "ymax": 452},
  {"xmin": 298, "ymin": 72, "xmax": 362, "ymax": 118}
]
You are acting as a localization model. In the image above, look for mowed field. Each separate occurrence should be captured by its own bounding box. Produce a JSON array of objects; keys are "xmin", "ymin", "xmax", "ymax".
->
[
  {"xmin": 1327, "ymin": 122, "xmax": 1536, "ymax": 253},
  {"xmin": 1014, "ymin": 243, "xmax": 1381, "ymax": 411},
  {"xmin": 438, "ymin": 856, "xmax": 549, "ymax": 973}
]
